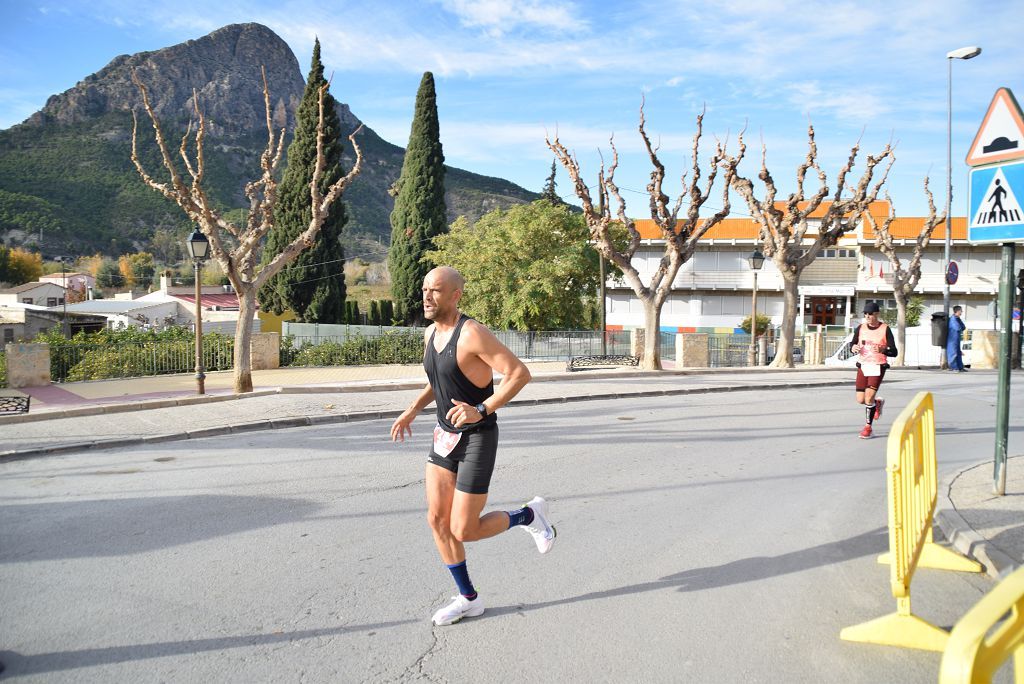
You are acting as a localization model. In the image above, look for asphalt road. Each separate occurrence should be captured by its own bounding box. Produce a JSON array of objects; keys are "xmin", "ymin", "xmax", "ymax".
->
[{"xmin": 0, "ymin": 371, "xmax": 1018, "ymax": 682}]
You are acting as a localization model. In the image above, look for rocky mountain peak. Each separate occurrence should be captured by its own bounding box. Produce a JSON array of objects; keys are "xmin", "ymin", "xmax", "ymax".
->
[{"xmin": 27, "ymin": 23, "xmax": 306, "ymax": 134}]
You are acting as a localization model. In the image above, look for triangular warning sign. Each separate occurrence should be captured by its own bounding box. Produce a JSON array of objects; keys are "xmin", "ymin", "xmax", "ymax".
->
[
  {"xmin": 967, "ymin": 88, "xmax": 1024, "ymax": 166},
  {"xmin": 971, "ymin": 167, "xmax": 1024, "ymax": 225}
]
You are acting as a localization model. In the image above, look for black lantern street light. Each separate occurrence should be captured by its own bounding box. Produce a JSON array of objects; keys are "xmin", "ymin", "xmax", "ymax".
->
[
  {"xmin": 185, "ymin": 228, "xmax": 210, "ymax": 395},
  {"xmin": 747, "ymin": 249, "xmax": 765, "ymax": 366}
]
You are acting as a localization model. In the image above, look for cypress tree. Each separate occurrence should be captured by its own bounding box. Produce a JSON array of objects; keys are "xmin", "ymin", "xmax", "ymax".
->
[
  {"xmin": 388, "ymin": 72, "xmax": 447, "ymax": 325},
  {"xmin": 258, "ymin": 39, "xmax": 347, "ymax": 323},
  {"xmin": 369, "ymin": 300, "xmax": 381, "ymax": 325},
  {"xmin": 541, "ymin": 159, "xmax": 562, "ymax": 204}
]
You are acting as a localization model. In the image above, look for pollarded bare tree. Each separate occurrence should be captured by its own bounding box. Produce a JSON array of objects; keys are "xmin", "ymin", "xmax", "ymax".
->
[
  {"xmin": 863, "ymin": 180, "xmax": 946, "ymax": 366},
  {"xmin": 546, "ymin": 105, "xmax": 741, "ymax": 369},
  {"xmin": 130, "ymin": 68, "xmax": 363, "ymax": 392},
  {"xmin": 723, "ymin": 127, "xmax": 894, "ymax": 367}
]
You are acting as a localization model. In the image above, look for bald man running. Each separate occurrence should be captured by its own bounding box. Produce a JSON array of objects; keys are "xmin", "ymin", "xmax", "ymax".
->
[{"xmin": 390, "ymin": 266, "xmax": 556, "ymax": 626}]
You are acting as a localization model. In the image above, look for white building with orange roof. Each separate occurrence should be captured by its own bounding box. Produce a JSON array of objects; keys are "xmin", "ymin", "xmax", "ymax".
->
[{"xmin": 605, "ymin": 200, "xmax": 1023, "ymax": 335}]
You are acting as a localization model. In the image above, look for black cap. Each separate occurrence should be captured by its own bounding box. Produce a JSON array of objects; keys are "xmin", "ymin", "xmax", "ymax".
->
[{"xmin": 863, "ymin": 302, "xmax": 880, "ymax": 314}]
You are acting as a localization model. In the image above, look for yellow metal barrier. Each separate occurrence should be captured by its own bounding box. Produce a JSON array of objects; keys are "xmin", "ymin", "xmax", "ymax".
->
[
  {"xmin": 841, "ymin": 391, "xmax": 982, "ymax": 652},
  {"xmin": 940, "ymin": 563, "xmax": 1024, "ymax": 683}
]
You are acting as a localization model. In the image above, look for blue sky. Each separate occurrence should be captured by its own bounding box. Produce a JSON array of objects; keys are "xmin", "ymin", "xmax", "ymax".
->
[{"xmin": 1, "ymin": 0, "xmax": 1022, "ymax": 217}]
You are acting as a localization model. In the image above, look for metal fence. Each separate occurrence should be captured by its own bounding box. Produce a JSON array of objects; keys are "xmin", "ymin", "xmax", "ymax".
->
[
  {"xmin": 49, "ymin": 338, "xmax": 235, "ymax": 383},
  {"xmin": 659, "ymin": 331, "xmax": 677, "ymax": 362},
  {"xmin": 281, "ymin": 328, "xmax": 637, "ymax": 364},
  {"xmin": 708, "ymin": 333, "xmax": 751, "ymax": 368},
  {"xmin": 825, "ymin": 334, "xmax": 853, "ymax": 361},
  {"xmin": 494, "ymin": 330, "xmax": 633, "ymax": 360},
  {"xmin": 37, "ymin": 328, "xmax": 652, "ymax": 381}
]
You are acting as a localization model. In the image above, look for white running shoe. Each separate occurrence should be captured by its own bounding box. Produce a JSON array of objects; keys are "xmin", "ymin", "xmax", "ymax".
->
[
  {"xmin": 431, "ymin": 595, "xmax": 484, "ymax": 626},
  {"xmin": 523, "ymin": 496, "xmax": 556, "ymax": 554}
]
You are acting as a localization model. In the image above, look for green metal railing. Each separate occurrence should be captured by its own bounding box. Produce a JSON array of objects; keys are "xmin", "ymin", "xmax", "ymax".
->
[
  {"xmin": 49, "ymin": 338, "xmax": 234, "ymax": 382},
  {"xmin": 708, "ymin": 333, "xmax": 750, "ymax": 367}
]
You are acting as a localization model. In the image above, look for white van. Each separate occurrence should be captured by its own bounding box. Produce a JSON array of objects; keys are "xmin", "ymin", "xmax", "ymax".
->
[{"xmin": 824, "ymin": 325, "xmax": 970, "ymax": 368}]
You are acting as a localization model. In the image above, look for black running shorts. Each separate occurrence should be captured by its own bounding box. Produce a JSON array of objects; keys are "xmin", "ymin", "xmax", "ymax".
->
[{"xmin": 427, "ymin": 423, "xmax": 499, "ymax": 495}]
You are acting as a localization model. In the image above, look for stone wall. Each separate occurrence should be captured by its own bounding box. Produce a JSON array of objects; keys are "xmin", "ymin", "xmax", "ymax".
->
[
  {"xmin": 250, "ymin": 332, "xmax": 280, "ymax": 371},
  {"xmin": 677, "ymin": 333, "xmax": 709, "ymax": 368},
  {"xmin": 5, "ymin": 343, "xmax": 50, "ymax": 388}
]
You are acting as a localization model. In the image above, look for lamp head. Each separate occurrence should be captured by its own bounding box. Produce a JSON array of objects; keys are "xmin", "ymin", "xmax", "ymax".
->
[
  {"xmin": 947, "ymin": 46, "xmax": 981, "ymax": 60},
  {"xmin": 186, "ymin": 228, "xmax": 210, "ymax": 261},
  {"xmin": 748, "ymin": 249, "xmax": 765, "ymax": 271}
]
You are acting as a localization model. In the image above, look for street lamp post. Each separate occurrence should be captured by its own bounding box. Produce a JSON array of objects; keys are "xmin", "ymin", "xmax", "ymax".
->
[
  {"xmin": 59, "ymin": 255, "xmax": 68, "ymax": 337},
  {"xmin": 185, "ymin": 228, "xmax": 210, "ymax": 395},
  {"xmin": 944, "ymin": 45, "xmax": 982, "ymax": 368},
  {"xmin": 748, "ymin": 249, "xmax": 765, "ymax": 366}
]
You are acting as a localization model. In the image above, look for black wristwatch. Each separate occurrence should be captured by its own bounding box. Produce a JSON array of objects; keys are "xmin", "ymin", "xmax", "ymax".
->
[{"xmin": 474, "ymin": 402, "xmax": 488, "ymax": 418}]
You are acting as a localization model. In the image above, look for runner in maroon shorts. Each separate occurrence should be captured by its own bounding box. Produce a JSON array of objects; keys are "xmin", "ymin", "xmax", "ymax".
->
[{"xmin": 851, "ymin": 302, "xmax": 898, "ymax": 439}]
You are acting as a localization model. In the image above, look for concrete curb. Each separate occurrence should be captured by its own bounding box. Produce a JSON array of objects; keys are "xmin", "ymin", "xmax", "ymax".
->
[
  {"xmin": 0, "ymin": 365, "xmax": 856, "ymax": 424},
  {"xmin": 0, "ymin": 378, "xmax": 849, "ymax": 462},
  {"xmin": 935, "ymin": 462, "xmax": 1021, "ymax": 580}
]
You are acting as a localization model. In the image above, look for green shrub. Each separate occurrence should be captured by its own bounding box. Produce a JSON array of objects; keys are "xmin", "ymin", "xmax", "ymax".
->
[
  {"xmin": 36, "ymin": 326, "xmax": 234, "ymax": 381},
  {"xmin": 284, "ymin": 330, "xmax": 422, "ymax": 367}
]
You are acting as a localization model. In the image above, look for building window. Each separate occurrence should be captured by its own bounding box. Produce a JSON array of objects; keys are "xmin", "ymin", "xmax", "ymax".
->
[
  {"xmin": 47, "ymin": 297, "xmax": 58, "ymax": 306},
  {"xmin": 820, "ymin": 248, "xmax": 854, "ymax": 258},
  {"xmin": 21, "ymin": 298, "xmax": 32, "ymax": 305},
  {"xmin": 2, "ymin": 329, "xmax": 12, "ymax": 343}
]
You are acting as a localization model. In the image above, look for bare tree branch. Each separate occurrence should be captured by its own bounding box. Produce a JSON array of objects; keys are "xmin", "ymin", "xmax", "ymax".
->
[
  {"xmin": 129, "ymin": 68, "xmax": 363, "ymax": 392},
  {"xmin": 547, "ymin": 106, "xmax": 742, "ymax": 369}
]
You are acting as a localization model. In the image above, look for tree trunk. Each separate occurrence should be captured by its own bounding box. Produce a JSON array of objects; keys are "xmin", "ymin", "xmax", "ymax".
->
[
  {"xmin": 893, "ymin": 290, "xmax": 907, "ymax": 367},
  {"xmin": 770, "ymin": 274, "xmax": 799, "ymax": 368},
  {"xmin": 641, "ymin": 299, "xmax": 662, "ymax": 370},
  {"xmin": 233, "ymin": 287, "xmax": 257, "ymax": 393}
]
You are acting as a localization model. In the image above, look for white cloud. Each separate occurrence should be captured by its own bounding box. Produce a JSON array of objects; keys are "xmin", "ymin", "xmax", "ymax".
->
[{"xmin": 437, "ymin": 0, "xmax": 584, "ymax": 36}]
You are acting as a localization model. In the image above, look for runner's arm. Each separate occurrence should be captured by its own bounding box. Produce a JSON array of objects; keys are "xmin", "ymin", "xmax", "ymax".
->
[
  {"xmin": 390, "ymin": 327, "xmax": 436, "ymax": 442},
  {"xmin": 455, "ymin": 322, "xmax": 531, "ymax": 418},
  {"xmin": 883, "ymin": 328, "xmax": 898, "ymax": 357},
  {"xmin": 391, "ymin": 383, "xmax": 434, "ymax": 442}
]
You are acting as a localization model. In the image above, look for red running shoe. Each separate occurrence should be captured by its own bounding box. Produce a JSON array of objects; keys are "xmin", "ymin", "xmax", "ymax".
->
[
  {"xmin": 859, "ymin": 425, "xmax": 873, "ymax": 439},
  {"xmin": 874, "ymin": 399, "xmax": 885, "ymax": 421}
]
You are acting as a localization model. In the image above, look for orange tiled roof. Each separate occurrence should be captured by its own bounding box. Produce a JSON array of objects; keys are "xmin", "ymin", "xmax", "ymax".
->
[
  {"xmin": 630, "ymin": 199, "xmax": 965, "ymax": 241},
  {"xmin": 632, "ymin": 217, "xmax": 759, "ymax": 240},
  {"xmin": 862, "ymin": 216, "xmax": 967, "ymax": 240}
]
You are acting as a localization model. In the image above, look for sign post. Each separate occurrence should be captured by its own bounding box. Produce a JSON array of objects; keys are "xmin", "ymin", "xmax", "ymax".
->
[{"xmin": 967, "ymin": 87, "xmax": 1024, "ymax": 496}]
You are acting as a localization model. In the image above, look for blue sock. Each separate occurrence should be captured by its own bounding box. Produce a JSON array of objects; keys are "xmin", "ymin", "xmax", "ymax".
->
[
  {"xmin": 446, "ymin": 560, "xmax": 476, "ymax": 600},
  {"xmin": 507, "ymin": 505, "xmax": 535, "ymax": 528}
]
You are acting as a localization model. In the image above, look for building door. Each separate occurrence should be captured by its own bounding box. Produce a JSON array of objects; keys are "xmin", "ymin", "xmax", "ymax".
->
[{"xmin": 809, "ymin": 297, "xmax": 836, "ymax": 326}]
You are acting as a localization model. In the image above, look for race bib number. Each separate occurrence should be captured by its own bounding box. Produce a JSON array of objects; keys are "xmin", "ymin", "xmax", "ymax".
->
[
  {"xmin": 432, "ymin": 423, "xmax": 462, "ymax": 458},
  {"xmin": 861, "ymin": 363, "xmax": 881, "ymax": 377}
]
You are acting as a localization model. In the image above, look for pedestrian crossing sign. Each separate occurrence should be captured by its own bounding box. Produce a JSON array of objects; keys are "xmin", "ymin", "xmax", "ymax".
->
[{"xmin": 968, "ymin": 160, "xmax": 1024, "ymax": 243}]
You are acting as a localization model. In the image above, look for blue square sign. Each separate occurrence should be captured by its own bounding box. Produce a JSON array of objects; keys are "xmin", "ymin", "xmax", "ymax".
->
[{"xmin": 969, "ymin": 160, "xmax": 1024, "ymax": 243}]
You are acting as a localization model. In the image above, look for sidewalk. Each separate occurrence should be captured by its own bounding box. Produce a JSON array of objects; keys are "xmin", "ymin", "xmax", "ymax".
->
[
  {"xmin": 936, "ymin": 454, "xmax": 1024, "ymax": 579},
  {"xmin": 2, "ymin": 362, "xmax": 1020, "ymax": 580}
]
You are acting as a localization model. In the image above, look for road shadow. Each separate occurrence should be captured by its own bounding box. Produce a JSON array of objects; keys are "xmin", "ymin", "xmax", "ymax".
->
[
  {"xmin": 0, "ymin": 495, "xmax": 324, "ymax": 563},
  {"xmin": 0, "ymin": 617, "xmax": 417, "ymax": 676},
  {"xmin": 487, "ymin": 527, "xmax": 887, "ymax": 617}
]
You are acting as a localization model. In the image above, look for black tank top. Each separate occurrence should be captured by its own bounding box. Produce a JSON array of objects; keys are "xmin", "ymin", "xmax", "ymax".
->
[{"xmin": 424, "ymin": 314, "xmax": 497, "ymax": 433}]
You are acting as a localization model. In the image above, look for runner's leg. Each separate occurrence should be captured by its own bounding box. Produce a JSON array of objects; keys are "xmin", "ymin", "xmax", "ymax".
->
[
  {"xmin": 864, "ymin": 386, "xmax": 877, "ymax": 425},
  {"xmin": 425, "ymin": 463, "xmax": 463, "ymax": 565},
  {"xmin": 449, "ymin": 491, "xmax": 511, "ymax": 542}
]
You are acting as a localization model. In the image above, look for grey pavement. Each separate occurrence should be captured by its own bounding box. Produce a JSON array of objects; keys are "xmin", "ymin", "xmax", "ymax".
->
[
  {"xmin": 0, "ymin": 363, "xmax": 1021, "ymax": 680},
  {"xmin": 1, "ymin": 372, "xmax": 1014, "ymax": 682},
  {"xmin": 1, "ymin": 364, "xmax": 1021, "ymax": 581}
]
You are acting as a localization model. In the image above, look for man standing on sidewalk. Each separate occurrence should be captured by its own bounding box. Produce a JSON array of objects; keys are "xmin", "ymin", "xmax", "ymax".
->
[
  {"xmin": 390, "ymin": 266, "xmax": 556, "ymax": 626},
  {"xmin": 850, "ymin": 302, "xmax": 898, "ymax": 439},
  {"xmin": 947, "ymin": 305, "xmax": 967, "ymax": 371}
]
